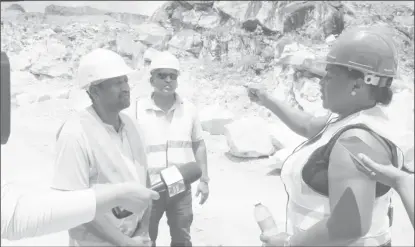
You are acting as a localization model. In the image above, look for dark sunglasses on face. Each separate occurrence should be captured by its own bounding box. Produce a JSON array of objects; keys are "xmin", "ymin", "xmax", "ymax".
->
[{"xmin": 157, "ymin": 72, "xmax": 178, "ymax": 80}]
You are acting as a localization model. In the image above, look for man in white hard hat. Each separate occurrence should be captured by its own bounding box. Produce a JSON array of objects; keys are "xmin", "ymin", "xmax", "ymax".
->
[
  {"xmin": 50, "ymin": 48, "xmax": 152, "ymax": 246},
  {"xmin": 132, "ymin": 51, "xmax": 209, "ymax": 247}
]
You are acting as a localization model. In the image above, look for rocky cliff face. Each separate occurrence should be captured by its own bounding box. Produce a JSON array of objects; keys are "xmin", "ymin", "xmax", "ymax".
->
[{"xmin": 1, "ymin": 1, "xmax": 414, "ymax": 162}]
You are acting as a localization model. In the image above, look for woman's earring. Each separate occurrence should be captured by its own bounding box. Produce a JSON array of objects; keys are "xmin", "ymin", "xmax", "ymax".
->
[{"xmin": 351, "ymin": 91, "xmax": 357, "ymax": 96}]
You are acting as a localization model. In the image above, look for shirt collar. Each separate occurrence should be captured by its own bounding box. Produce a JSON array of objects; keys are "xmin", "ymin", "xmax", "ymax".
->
[
  {"xmin": 87, "ymin": 106, "xmax": 125, "ymax": 132},
  {"xmin": 144, "ymin": 93, "xmax": 183, "ymax": 112}
]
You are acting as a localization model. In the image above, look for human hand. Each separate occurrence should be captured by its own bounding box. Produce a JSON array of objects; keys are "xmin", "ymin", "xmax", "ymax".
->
[
  {"xmin": 244, "ymin": 84, "xmax": 268, "ymax": 105},
  {"xmin": 355, "ymin": 153, "xmax": 407, "ymax": 189},
  {"xmin": 116, "ymin": 182, "xmax": 159, "ymax": 215},
  {"xmin": 93, "ymin": 182, "xmax": 159, "ymax": 216},
  {"xmin": 260, "ymin": 232, "xmax": 292, "ymax": 247},
  {"xmin": 195, "ymin": 181, "xmax": 209, "ymax": 205}
]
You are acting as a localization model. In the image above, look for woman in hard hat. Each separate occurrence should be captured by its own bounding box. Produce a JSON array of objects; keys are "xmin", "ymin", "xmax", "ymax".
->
[
  {"xmin": 356, "ymin": 154, "xmax": 414, "ymax": 228},
  {"xmin": 247, "ymin": 27, "xmax": 410, "ymax": 246}
]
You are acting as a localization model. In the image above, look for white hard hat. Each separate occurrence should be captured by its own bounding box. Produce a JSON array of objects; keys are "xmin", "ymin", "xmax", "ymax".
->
[
  {"xmin": 77, "ymin": 48, "xmax": 134, "ymax": 90},
  {"xmin": 149, "ymin": 51, "xmax": 180, "ymax": 73}
]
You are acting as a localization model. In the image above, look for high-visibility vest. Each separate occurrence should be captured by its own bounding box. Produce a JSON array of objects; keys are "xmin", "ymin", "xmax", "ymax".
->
[
  {"xmin": 135, "ymin": 97, "xmax": 197, "ymax": 184},
  {"xmin": 56, "ymin": 107, "xmax": 149, "ymax": 246},
  {"xmin": 280, "ymin": 107, "xmax": 404, "ymax": 246}
]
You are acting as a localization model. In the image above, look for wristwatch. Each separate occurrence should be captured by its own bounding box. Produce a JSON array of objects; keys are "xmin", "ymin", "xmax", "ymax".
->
[{"xmin": 200, "ymin": 177, "xmax": 210, "ymax": 184}]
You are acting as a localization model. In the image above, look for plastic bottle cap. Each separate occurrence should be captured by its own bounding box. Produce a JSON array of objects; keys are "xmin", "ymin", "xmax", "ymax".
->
[{"xmin": 254, "ymin": 202, "xmax": 262, "ymax": 207}]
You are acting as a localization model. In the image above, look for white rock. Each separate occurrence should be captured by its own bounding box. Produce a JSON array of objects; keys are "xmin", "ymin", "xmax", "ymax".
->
[
  {"xmin": 200, "ymin": 104, "xmax": 234, "ymax": 135},
  {"xmin": 11, "ymin": 71, "xmax": 37, "ymax": 95},
  {"xmin": 325, "ymin": 34, "xmax": 337, "ymax": 44},
  {"xmin": 202, "ymin": 131, "xmax": 211, "ymax": 139},
  {"xmin": 143, "ymin": 48, "xmax": 161, "ymax": 63},
  {"xmin": 68, "ymin": 89, "xmax": 91, "ymax": 110},
  {"xmin": 37, "ymin": 94, "xmax": 51, "ymax": 103},
  {"xmin": 268, "ymin": 147, "xmax": 296, "ymax": 170},
  {"xmin": 9, "ymin": 50, "xmax": 33, "ymax": 71},
  {"xmin": 224, "ymin": 116, "xmax": 276, "ymax": 158},
  {"xmin": 16, "ymin": 93, "xmax": 37, "ymax": 106},
  {"xmin": 268, "ymin": 121, "xmax": 307, "ymax": 149},
  {"xmin": 134, "ymin": 22, "xmax": 170, "ymax": 48}
]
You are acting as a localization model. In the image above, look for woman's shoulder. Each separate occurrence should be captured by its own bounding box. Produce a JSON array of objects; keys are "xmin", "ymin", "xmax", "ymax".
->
[{"xmin": 335, "ymin": 127, "xmax": 394, "ymax": 162}]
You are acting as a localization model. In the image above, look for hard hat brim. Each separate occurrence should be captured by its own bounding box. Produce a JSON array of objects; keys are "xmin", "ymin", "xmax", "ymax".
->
[
  {"xmin": 316, "ymin": 57, "xmax": 397, "ymax": 78},
  {"xmin": 80, "ymin": 67, "xmax": 135, "ymax": 90}
]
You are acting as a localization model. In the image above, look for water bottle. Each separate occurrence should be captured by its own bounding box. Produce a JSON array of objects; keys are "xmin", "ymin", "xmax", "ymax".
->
[{"xmin": 254, "ymin": 202, "xmax": 279, "ymax": 237}]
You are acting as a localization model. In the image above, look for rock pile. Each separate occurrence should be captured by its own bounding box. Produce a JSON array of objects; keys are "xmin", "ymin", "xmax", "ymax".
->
[{"xmin": 1, "ymin": 1, "xmax": 413, "ymax": 162}]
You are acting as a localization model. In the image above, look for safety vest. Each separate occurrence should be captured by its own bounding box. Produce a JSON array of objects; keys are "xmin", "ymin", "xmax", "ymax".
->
[
  {"xmin": 280, "ymin": 106, "xmax": 404, "ymax": 246},
  {"xmin": 135, "ymin": 95, "xmax": 197, "ymax": 184},
  {"xmin": 56, "ymin": 107, "xmax": 149, "ymax": 246}
]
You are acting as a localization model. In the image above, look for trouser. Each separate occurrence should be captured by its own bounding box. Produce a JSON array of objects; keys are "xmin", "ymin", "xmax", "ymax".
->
[{"xmin": 149, "ymin": 187, "xmax": 193, "ymax": 247}]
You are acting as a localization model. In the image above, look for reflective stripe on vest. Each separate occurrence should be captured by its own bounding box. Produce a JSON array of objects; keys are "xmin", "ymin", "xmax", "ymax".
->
[
  {"xmin": 137, "ymin": 98, "xmax": 197, "ymax": 181},
  {"xmin": 281, "ymin": 107, "xmax": 403, "ymax": 246},
  {"xmin": 147, "ymin": 141, "xmax": 194, "ymax": 171}
]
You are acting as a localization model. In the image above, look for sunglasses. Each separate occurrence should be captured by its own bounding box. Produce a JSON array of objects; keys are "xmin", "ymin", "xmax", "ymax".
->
[{"xmin": 156, "ymin": 72, "xmax": 178, "ymax": 80}]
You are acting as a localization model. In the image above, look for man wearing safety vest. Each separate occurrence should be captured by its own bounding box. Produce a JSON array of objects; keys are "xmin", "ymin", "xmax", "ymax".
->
[
  {"xmin": 247, "ymin": 27, "xmax": 412, "ymax": 246},
  {"xmin": 132, "ymin": 51, "xmax": 209, "ymax": 247},
  {"xmin": 50, "ymin": 49, "xmax": 152, "ymax": 246}
]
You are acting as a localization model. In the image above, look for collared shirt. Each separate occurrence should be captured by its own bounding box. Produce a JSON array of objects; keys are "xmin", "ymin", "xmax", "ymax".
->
[
  {"xmin": 51, "ymin": 107, "xmax": 136, "ymax": 190},
  {"xmin": 136, "ymin": 93, "xmax": 204, "ymax": 144},
  {"xmin": 50, "ymin": 106, "xmax": 146, "ymax": 245},
  {"xmin": 134, "ymin": 93, "xmax": 204, "ymax": 174}
]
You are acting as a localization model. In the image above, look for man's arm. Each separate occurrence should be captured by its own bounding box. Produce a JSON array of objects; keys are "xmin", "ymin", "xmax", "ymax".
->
[
  {"xmin": 261, "ymin": 93, "xmax": 329, "ymax": 139},
  {"xmin": 193, "ymin": 140, "xmax": 208, "ymax": 179},
  {"xmin": 1, "ymin": 181, "xmax": 158, "ymax": 241},
  {"xmin": 191, "ymin": 112, "xmax": 208, "ymax": 180},
  {"xmin": 1, "ymin": 182, "xmax": 96, "ymax": 240},
  {"xmin": 289, "ymin": 130, "xmax": 383, "ymax": 246}
]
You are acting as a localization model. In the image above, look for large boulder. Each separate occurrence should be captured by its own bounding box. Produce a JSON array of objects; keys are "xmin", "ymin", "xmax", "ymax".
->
[
  {"xmin": 199, "ymin": 104, "xmax": 234, "ymax": 135},
  {"xmin": 215, "ymin": 1, "xmax": 346, "ymax": 39},
  {"xmin": 115, "ymin": 31, "xmax": 147, "ymax": 68},
  {"xmin": 181, "ymin": 8, "xmax": 222, "ymax": 29},
  {"xmin": 184, "ymin": 1, "xmax": 215, "ymax": 11},
  {"xmin": 44, "ymin": 4, "xmax": 105, "ymax": 16},
  {"xmin": 105, "ymin": 12, "xmax": 148, "ymax": 26},
  {"xmin": 151, "ymin": 1, "xmax": 224, "ymax": 31},
  {"xmin": 168, "ymin": 29, "xmax": 203, "ymax": 56},
  {"xmin": 225, "ymin": 117, "xmax": 276, "ymax": 158},
  {"xmin": 23, "ymin": 38, "xmax": 72, "ymax": 79},
  {"xmin": 214, "ymin": 1, "xmax": 286, "ymax": 33},
  {"xmin": 15, "ymin": 93, "xmax": 38, "ymax": 107},
  {"xmin": 5, "ymin": 3, "xmax": 25, "ymax": 13},
  {"xmin": 267, "ymin": 121, "xmax": 307, "ymax": 151},
  {"xmin": 134, "ymin": 22, "xmax": 172, "ymax": 49}
]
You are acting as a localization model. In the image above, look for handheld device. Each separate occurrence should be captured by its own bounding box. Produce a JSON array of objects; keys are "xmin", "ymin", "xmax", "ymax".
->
[
  {"xmin": 338, "ymin": 136, "xmax": 391, "ymax": 166},
  {"xmin": 112, "ymin": 162, "xmax": 202, "ymax": 219}
]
